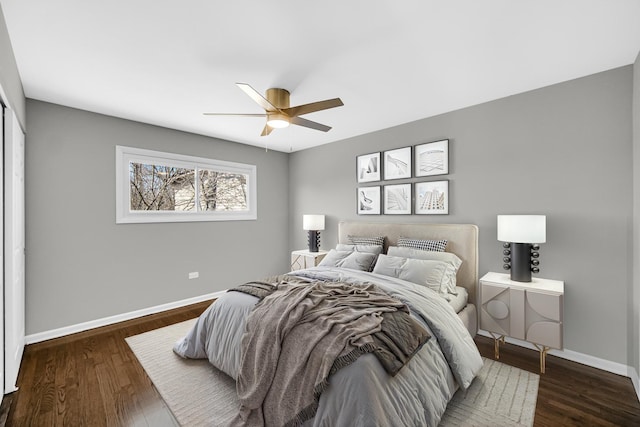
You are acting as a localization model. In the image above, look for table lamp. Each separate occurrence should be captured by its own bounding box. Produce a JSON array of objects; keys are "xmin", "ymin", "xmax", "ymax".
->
[
  {"xmin": 303, "ymin": 214, "xmax": 325, "ymax": 252},
  {"xmin": 497, "ymin": 215, "xmax": 546, "ymax": 282}
]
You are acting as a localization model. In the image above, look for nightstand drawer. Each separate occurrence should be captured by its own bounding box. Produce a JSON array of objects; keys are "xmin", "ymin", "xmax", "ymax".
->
[
  {"xmin": 526, "ymin": 321, "xmax": 562, "ymax": 349},
  {"xmin": 291, "ymin": 250, "xmax": 328, "ymax": 271},
  {"xmin": 480, "ymin": 283, "xmax": 512, "ymax": 336},
  {"xmin": 480, "ymin": 272, "xmax": 564, "ymax": 373},
  {"xmin": 526, "ymin": 291, "xmax": 562, "ymax": 322},
  {"xmin": 480, "ymin": 280, "xmax": 562, "ymax": 348},
  {"xmin": 480, "ymin": 272, "xmax": 564, "ymax": 350}
]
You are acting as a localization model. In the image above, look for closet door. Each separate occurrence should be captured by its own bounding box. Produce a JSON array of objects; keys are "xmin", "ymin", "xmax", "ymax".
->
[
  {"xmin": 4, "ymin": 109, "xmax": 24, "ymax": 393},
  {"xmin": 0, "ymin": 105, "xmax": 5, "ymax": 398}
]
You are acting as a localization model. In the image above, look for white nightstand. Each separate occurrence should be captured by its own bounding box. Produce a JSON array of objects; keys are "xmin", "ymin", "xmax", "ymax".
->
[
  {"xmin": 480, "ymin": 272, "xmax": 564, "ymax": 373},
  {"xmin": 291, "ymin": 250, "xmax": 328, "ymax": 271}
]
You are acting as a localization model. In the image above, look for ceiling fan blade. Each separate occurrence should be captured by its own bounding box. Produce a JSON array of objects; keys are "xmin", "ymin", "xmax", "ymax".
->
[
  {"xmin": 202, "ymin": 113, "xmax": 266, "ymax": 117},
  {"xmin": 260, "ymin": 124, "xmax": 274, "ymax": 136},
  {"xmin": 290, "ymin": 116, "xmax": 332, "ymax": 132},
  {"xmin": 283, "ymin": 98, "xmax": 344, "ymax": 117},
  {"xmin": 236, "ymin": 83, "xmax": 280, "ymax": 112}
]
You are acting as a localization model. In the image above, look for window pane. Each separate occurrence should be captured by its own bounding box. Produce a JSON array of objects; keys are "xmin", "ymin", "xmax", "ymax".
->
[
  {"xmin": 198, "ymin": 169, "xmax": 248, "ymax": 211},
  {"xmin": 117, "ymin": 146, "xmax": 256, "ymax": 223},
  {"xmin": 129, "ymin": 162, "xmax": 196, "ymax": 211}
]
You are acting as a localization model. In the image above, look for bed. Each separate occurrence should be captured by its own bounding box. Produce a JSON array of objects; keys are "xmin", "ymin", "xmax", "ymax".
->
[
  {"xmin": 337, "ymin": 221, "xmax": 479, "ymax": 335},
  {"xmin": 174, "ymin": 222, "xmax": 483, "ymax": 427}
]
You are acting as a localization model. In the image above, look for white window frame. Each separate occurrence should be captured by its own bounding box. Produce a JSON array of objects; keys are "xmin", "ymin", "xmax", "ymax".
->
[{"xmin": 116, "ymin": 146, "xmax": 257, "ymax": 223}]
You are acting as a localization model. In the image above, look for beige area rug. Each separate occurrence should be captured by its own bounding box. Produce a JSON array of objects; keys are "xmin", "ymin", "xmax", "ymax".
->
[{"xmin": 126, "ymin": 319, "xmax": 539, "ymax": 427}]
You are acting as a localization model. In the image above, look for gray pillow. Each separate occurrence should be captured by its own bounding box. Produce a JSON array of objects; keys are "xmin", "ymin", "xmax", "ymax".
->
[
  {"xmin": 318, "ymin": 249, "xmax": 377, "ymax": 271},
  {"xmin": 373, "ymin": 254, "xmax": 454, "ymax": 295},
  {"xmin": 335, "ymin": 243, "xmax": 383, "ymax": 256},
  {"xmin": 387, "ymin": 246, "xmax": 462, "ymax": 293}
]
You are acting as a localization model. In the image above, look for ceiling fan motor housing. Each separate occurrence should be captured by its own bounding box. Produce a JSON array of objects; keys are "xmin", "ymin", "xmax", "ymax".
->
[{"xmin": 265, "ymin": 88, "xmax": 290, "ymax": 109}]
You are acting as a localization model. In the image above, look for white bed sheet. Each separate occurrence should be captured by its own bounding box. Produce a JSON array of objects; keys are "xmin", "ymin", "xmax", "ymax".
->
[{"xmin": 448, "ymin": 286, "xmax": 469, "ymax": 314}]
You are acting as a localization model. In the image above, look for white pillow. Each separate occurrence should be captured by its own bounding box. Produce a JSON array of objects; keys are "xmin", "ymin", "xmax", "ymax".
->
[
  {"xmin": 387, "ymin": 246, "xmax": 462, "ymax": 293},
  {"xmin": 318, "ymin": 249, "xmax": 377, "ymax": 271},
  {"xmin": 373, "ymin": 254, "xmax": 453, "ymax": 294}
]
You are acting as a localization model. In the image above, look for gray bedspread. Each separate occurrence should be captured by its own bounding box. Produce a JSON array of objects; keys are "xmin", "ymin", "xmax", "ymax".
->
[
  {"xmin": 231, "ymin": 278, "xmax": 430, "ymax": 426},
  {"xmin": 173, "ymin": 266, "xmax": 483, "ymax": 427}
]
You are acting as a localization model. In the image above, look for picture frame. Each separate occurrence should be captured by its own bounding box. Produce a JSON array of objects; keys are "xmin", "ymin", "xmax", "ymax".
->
[
  {"xmin": 415, "ymin": 180, "xmax": 449, "ymax": 215},
  {"xmin": 383, "ymin": 184, "xmax": 412, "ymax": 215},
  {"xmin": 383, "ymin": 146, "xmax": 411, "ymax": 180},
  {"xmin": 356, "ymin": 152, "xmax": 381, "ymax": 183},
  {"xmin": 414, "ymin": 139, "xmax": 449, "ymax": 177},
  {"xmin": 357, "ymin": 186, "xmax": 381, "ymax": 215}
]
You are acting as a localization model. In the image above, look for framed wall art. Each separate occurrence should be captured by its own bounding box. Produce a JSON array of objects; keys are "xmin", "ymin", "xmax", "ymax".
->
[
  {"xmin": 383, "ymin": 184, "xmax": 411, "ymax": 215},
  {"xmin": 415, "ymin": 139, "xmax": 449, "ymax": 177},
  {"xmin": 357, "ymin": 186, "xmax": 381, "ymax": 215},
  {"xmin": 383, "ymin": 146, "xmax": 411, "ymax": 180},
  {"xmin": 356, "ymin": 152, "xmax": 381, "ymax": 183},
  {"xmin": 415, "ymin": 180, "xmax": 449, "ymax": 215}
]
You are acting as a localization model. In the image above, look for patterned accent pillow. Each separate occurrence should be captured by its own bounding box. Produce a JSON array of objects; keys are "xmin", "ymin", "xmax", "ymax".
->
[
  {"xmin": 348, "ymin": 235, "xmax": 385, "ymax": 247},
  {"xmin": 397, "ymin": 237, "xmax": 447, "ymax": 252}
]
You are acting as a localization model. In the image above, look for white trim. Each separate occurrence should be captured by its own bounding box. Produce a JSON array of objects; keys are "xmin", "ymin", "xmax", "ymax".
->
[
  {"xmin": 25, "ymin": 290, "xmax": 226, "ymax": 345},
  {"xmin": 116, "ymin": 145, "xmax": 257, "ymax": 224},
  {"xmin": 4, "ymin": 108, "xmax": 25, "ymax": 394},
  {"xmin": 478, "ymin": 329, "xmax": 631, "ymax": 378},
  {"xmin": 629, "ymin": 366, "xmax": 640, "ymax": 403}
]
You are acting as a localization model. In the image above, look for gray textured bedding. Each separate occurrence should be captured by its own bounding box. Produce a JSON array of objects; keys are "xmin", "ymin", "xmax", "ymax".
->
[{"xmin": 174, "ymin": 266, "xmax": 483, "ymax": 427}]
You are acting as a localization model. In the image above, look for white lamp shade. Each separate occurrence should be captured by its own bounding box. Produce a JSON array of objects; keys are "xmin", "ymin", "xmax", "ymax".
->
[
  {"xmin": 497, "ymin": 215, "xmax": 546, "ymax": 243},
  {"xmin": 303, "ymin": 214, "xmax": 325, "ymax": 231}
]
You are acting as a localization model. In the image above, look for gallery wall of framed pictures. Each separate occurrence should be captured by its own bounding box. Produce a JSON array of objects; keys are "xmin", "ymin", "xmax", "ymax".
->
[{"xmin": 356, "ymin": 139, "xmax": 450, "ymax": 215}]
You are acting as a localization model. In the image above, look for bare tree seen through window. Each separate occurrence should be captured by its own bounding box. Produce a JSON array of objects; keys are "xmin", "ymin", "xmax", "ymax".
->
[
  {"xmin": 129, "ymin": 162, "xmax": 248, "ymax": 212},
  {"xmin": 199, "ymin": 169, "xmax": 248, "ymax": 211}
]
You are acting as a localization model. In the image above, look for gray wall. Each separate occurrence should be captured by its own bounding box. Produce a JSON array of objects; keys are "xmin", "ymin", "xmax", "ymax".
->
[
  {"xmin": 289, "ymin": 66, "xmax": 633, "ymax": 365},
  {"xmin": 25, "ymin": 100, "xmax": 290, "ymax": 335},
  {"xmin": 0, "ymin": 3, "xmax": 25, "ymax": 129}
]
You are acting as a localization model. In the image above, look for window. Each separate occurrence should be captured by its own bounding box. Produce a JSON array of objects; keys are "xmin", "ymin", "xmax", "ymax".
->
[{"xmin": 116, "ymin": 146, "xmax": 256, "ymax": 223}]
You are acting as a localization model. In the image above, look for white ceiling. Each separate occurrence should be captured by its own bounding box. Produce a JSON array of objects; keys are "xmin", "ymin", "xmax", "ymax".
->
[{"xmin": 2, "ymin": 0, "xmax": 639, "ymax": 153}]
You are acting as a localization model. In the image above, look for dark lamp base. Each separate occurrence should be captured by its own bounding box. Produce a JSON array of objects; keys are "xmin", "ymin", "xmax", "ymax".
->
[
  {"xmin": 307, "ymin": 230, "xmax": 321, "ymax": 252},
  {"xmin": 510, "ymin": 243, "xmax": 532, "ymax": 282}
]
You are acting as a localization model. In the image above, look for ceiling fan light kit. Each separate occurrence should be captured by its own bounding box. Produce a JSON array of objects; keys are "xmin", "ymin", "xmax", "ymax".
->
[
  {"xmin": 266, "ymin": 112, "xmax": 290, "ymax": 129},
  {"xmin": 204, "ymin": 83, "xmax": 343, "ymax": 136}
]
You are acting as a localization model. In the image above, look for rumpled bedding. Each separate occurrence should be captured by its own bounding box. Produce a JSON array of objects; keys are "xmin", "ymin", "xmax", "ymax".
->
[
  {"xmin": 230, "ymin": 277, "xmax": 430, "ymax": 426},
  {"xmin": 173, "ymin": 266, "xmax": 483, "ymax": 427}
]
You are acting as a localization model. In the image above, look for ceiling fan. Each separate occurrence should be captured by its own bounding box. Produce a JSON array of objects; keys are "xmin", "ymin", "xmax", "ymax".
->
[{"xmin": 204, "ymin": 83, "xmax": 344, "ymax": 136}]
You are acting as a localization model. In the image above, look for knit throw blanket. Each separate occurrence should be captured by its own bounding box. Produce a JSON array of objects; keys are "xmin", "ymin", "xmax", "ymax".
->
[{"xmin": 229, "ymin": 276, "xmax": 431, "ymax": 426}]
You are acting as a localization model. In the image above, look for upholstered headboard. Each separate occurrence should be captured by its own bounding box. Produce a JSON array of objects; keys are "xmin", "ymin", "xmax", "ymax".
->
[{"xmin": 338, "ymin": 221, "xmax": 479, "ymax": 305}]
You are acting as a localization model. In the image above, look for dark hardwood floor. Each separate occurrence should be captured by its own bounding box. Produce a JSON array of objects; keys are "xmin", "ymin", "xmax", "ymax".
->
[
  {"xmin": 474, "ymin": 336, "xmax": 640, "ymax": 427},
  {"xmin": 2, "ymin": 301, "xmax": 212, "ymax": 427},
  {"xmin": 2, "ymin": 302, "xmax": 639, "ymax": 426}
]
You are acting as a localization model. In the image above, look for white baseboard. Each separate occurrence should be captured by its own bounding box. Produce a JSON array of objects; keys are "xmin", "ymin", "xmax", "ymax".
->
[
  {"xmin": 477, "ymin": 330, "xmax": 631, "ymax": 378},
  {"xmin": 629, "ymin": 366, "xmax": 640, "ymax": 403},
  {"xmin": 25, "ymin": 291, "xmax": 227, "ymax": 345}
]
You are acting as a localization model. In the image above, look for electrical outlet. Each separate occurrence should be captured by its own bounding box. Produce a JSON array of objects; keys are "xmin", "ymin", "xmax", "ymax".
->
[{"xmin": 188, "ymin": 272, "xmax": 199, "ymax": 279}]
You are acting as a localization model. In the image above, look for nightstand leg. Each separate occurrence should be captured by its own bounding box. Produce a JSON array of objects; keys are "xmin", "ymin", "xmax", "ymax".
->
[
  {"xmin": 533, "ymin": 344, "xmax": 550, "ymax": 374},
  {"xmin": 488, "ymin": 332, "xmax": 506, "ymax": 359}
]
